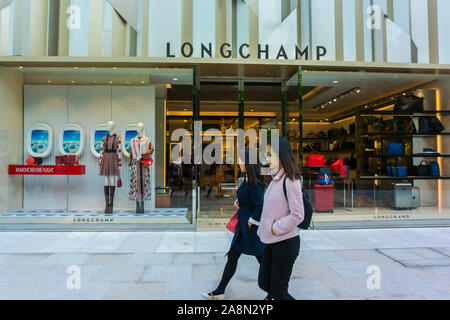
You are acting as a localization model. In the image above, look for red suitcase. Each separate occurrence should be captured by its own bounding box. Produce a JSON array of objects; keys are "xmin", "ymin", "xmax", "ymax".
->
[{"xmin": 315, "ymin": 184, "xmax": 334, "ymax": 213}]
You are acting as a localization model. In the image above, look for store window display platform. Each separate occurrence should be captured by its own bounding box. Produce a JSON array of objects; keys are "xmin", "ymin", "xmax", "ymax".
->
[{"xmin": 0, "ymin": 208, "xmax": 189, "ymax": 225}]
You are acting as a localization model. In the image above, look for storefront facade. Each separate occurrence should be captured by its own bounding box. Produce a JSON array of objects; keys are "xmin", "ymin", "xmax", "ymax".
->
[{"xmin": 0, "ymin": 0, "xmax": 450, "ymax": 229}]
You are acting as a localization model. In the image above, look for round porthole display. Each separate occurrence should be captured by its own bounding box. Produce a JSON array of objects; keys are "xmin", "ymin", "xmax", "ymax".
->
[
  {"xmin": 59, "ymin": 124, "xmax": 84, "ymax": 156},
  {"xmin": 122, "ymin": 124, "xmax": 139, "ymax": 158},
  {"xmin": 91, "ymin": 124, "xmax": 110, "ymax": 158},
  {"xmin": 27, "ymin": 123, "xmax": 53, "ymax": 158}
]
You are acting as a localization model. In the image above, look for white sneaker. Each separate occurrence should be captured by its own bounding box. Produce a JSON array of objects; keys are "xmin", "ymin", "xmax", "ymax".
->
[{"xmin": 201, "ymin": 292, "xmax": 226, "ymax": 300}]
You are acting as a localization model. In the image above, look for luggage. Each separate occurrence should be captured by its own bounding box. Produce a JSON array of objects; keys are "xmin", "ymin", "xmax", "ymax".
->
[
  {"xmin": 314, "ymin": 184, "xmax": 334, "ymax": 213},
  {"xmin": 412, "ymin": 187, "xmax": 420, "ymax": 209},
  {"xmin": 392, "ymin": 183, "xmax": 413, "ymax": 210}
]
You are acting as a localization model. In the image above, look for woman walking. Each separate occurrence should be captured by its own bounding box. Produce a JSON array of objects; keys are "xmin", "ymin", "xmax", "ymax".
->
[
  {"xmin": 258, "ymin": 137, "xmax": 304, "ymax": 300},
  {"xmin": 202, "ymin": 149, "xmax": 267, "ymax": 300}
]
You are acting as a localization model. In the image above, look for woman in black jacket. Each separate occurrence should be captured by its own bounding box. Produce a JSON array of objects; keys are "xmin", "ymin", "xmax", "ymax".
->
[{"xmin": 202, "ymin": 149, "xmax": 268, "ymax": 300}]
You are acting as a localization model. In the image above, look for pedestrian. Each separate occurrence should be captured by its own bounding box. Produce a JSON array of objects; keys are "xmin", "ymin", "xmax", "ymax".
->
[
  {"xmin": 202, "ymin": 149, "xmax": 268, "ymax": 300},
  {"xmin": 257, "ymin": 137, "xmax": 304, "ymax": 300}
]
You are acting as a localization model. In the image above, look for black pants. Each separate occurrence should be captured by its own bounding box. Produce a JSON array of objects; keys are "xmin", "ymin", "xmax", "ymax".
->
[
  {"xmin": 258, "ymin": 236, "xmax": 300, "ymax": 300},
  {"xmin": 214, "ymin": 250, "xmax": 262, "ymax": 295}
]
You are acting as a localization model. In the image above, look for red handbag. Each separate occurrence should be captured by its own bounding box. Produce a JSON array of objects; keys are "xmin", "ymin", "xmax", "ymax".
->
[
  {"xmin": 226, "ymin": 211, "xmax": 238, "ymax": 233},
  {"xmin": 330, "ymin": 159, "xmax": 344, "ymax": 171},
  {"xmin": 306, "ymin": 151, "xmax": 326, "ymax": 167},
  {"xmin": 117, "ymin": 179, "xmax": 122, "ymax": 188}
]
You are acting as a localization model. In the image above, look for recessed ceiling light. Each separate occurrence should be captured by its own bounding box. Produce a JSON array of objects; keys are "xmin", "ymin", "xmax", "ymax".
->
[
  {"xmin": 71, "ymin": 80, "xmax": 75, "ymax": 84},
  {"xmin": 126, "ymin": 81, "xmax": 130, "ymax": 84},
  {"xmin": 74, "ymin": 67, "xmax": 78, "ymax": 69},
  {"xmin": 48, "ymin": 80, "xmax": 51, "ymax": 83},
  {"xmin": 251, "ymin": 109, "xmax": 255, "ymax": 112},
  {"xmin": 109, "ymin": 81, "xmax": 113, "ymax": 84},
  {"xmin": 333, "ymin": 98, "xmax": 337, "ymax": 102},
  {"xmin": 333, "ymin": 80, "xmax": 339, "ymax": 84},
  {"xmin": 364, "ymin": 105, "xmax": 368, "ymax": 108},
  {"xmin": 113, "ymin": 67, "xmax": 117, "ymax": 70},
  {"xmin": 141, "ymin": 80, "xmax": 145, "ymax": 84},
  {"xmin": 184, "ymin": 108, "xmax": 188, "ymax": 111},
  {"xmin": 173, "ymin": 78, "xmax": 179, "ymax": 81},
  {"xmin": 18, "ymin": 66, "xmax": 24, "ymax": 69},
  {"xmin": 321, "ymin": 105, "xmax": 325, "ymax": 109},
  {"xmin": 94, "ymin": 81, "xmax": 97, "ymax": 83}
]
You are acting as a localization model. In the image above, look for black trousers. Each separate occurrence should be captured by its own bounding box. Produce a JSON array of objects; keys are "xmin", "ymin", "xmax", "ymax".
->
[
  {"xmin": 214, "ymin": 250, "xmax": 262, "ymax": 295},
  {"xmin": 258, "ymin": 236, "xmax": 300, "ymax": 300}
]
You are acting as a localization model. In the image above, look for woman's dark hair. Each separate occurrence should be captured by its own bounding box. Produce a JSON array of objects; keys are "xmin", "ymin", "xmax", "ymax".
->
[
  {"xmin": 239, "ymin": 148, "xmax": 268, "ymax": 188},
  {"xmin": 269, "ymin": 137, "xmax": 302, "ymax": 180}
]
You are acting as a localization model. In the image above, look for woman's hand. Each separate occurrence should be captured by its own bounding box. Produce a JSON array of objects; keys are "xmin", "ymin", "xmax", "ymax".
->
[
  {"xmin": 234, "ymin": 199, "xmax": 239, "ymax": 209},
  {"xmin": 248, "ymin": 220, "xmax": 253, "ymax": 229}
]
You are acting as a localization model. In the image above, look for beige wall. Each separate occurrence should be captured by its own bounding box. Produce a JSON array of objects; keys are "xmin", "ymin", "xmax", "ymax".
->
[{"xmin": 0, "ymin": 67, "xmax": 24, "ymax": 212}]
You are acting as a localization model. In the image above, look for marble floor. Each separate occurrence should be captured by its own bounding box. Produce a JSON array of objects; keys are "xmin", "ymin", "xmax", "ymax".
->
[{"xmin": 0, "ymin": 227, "xmax": 449, "ymax": 300}]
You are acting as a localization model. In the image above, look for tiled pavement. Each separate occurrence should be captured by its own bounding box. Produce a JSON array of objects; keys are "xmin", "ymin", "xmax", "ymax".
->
[{"xmin": 0, "ymin": 228, "xmax": 450, "ymax": 300}]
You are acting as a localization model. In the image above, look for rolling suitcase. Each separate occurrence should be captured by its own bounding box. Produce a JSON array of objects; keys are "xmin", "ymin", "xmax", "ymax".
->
[
  {"xmin": 412, "ymin": 186, "xmax": 420, "ymax": 209},
  {"xmin": 314, "ymin": 184, "xmax": 334, "ymax": 213},
  {"xmin": 392, "ymin": 183, "xmax": 412, "ymax": 210}
]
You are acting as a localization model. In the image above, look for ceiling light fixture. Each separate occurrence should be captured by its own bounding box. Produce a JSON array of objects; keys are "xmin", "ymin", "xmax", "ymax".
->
[{"xmin": 313, "ymin": 87, "xmax": 360, "ymax": 111}]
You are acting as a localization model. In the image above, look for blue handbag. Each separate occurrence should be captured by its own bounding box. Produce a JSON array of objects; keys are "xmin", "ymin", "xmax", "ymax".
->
[
  {"xmin": 429, "ymin": 162, "xmax": 440, "ymax": 177},
  {"xmin": 318, "ymin": 167, "xmax": 332, "ymax": 185},
  {"xmin": 397, "ymin": 166, "xmax": 408, "ymax": 177},
  {"xmin": 387, "ymin": 143, "xmax": 404, "ymax": 156}
]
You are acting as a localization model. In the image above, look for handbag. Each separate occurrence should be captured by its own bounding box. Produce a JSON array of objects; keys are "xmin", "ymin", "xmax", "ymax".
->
[
  {"xmin": 306, "ymin": 151, "xmax": 326, "ymax": 167},
  {"xmin": 414, "ymin": 160, "xmax": 430, "ymax": 176},
  {"xmin": 387, "ymin": 143, "xmax": 404, "ymax": 156},
  {"xmin": 226, "ymin": 211, "xmax": 238, "ymax": 233},
  {"xmin": 397, "ymin": 166, "xmax": 408, "ymax": 177},
  {"xmin": 318, "ymin": 167, "xmax": 332, "ymax": 185},
  {"xmin": 393, "ymin": 92, "xmax": 424, "ymax": 113},
  {"xmin": 429, "ymin": 161, "xmax": 440, "ymax": 177},
  {"xmin": 419, "ymin": 116, "xmax": 445, "ymax": 134},
  {"xmin": 117, "ymin": 179, "xmax": 122, "ymax": 188},
  {"xmin": 339, "ymin": 165, "xmax": 349, "ymax": 178},
  {"xmin": 330, "ymin": 159, "xmax": 344, "ymax": 172}
]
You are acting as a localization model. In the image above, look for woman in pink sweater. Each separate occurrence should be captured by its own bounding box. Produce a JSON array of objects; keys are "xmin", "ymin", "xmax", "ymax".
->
[{"xmin": 257, "ymin": 137, "xmax": 304, "ymax": 300}]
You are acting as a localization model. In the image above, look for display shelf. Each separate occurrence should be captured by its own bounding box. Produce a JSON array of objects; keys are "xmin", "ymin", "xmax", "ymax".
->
[
  {"xmin": 360, "ymin": 133, "xmax": 450, "ymax": 138},
  {"xmin": 359, "ymin": 176, "xmax": 450, "ymax": 180},
  {"xmin": 362, "ymin": 154, "xmax": 450, "ymax": 158},
  {"xmin": 8, "ymin": 165, "xmax": 86, "ymax": 176},
  {"xmin": 359, "ymin": 111, "xmax": 450, "ymax": 116}
]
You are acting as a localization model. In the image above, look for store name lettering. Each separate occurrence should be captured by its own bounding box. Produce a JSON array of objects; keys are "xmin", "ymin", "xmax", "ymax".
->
[{"xmin": 166, "ymin": 42, "xmax": 328, "ymax": 60}]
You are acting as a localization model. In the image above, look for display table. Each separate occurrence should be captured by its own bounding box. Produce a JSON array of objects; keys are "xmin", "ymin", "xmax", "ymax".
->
[
  {"xmin": 8, "ymin": 165, "xmax": 86, "ymax": 176},
  {"xmin": 8, "ymin": 165, "xmax": 86, "ymax": 212}
]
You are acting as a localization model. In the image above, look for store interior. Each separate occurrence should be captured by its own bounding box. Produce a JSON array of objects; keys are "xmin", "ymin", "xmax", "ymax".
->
[{"xmin": 0, "ymin": 65, "xmax": 449, "ymax": 226}]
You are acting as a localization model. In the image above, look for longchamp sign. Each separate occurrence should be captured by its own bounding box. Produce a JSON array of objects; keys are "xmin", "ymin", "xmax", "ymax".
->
[{"xmin": 167, "ymin": 42, "xmax": 327, "ymax": 60}]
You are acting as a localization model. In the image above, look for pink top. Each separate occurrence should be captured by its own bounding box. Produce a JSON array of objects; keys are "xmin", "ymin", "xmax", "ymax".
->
[{"xmin": 257, "ymin": 169, "xmax": 305, "ymax": 244}]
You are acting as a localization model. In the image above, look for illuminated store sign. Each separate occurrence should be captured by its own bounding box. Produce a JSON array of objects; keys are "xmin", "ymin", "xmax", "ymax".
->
[{"xmin": 167, "ymin": 42, "xmax": 328, "ymax": 60}]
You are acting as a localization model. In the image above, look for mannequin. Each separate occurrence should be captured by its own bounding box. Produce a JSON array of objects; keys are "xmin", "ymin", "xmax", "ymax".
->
[
  {"xmin": 99, "ymin": 121, "xmax": 122, "ymax": 214},
  {"xmin": 128, "ymin": 122, "xmax": 154, "ymax": 213}
]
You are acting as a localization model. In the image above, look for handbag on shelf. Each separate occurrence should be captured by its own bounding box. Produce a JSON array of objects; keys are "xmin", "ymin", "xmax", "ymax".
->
[
  {"xmin": 318, "ymin": 167, "xmax": 333, "ymax": 185},
  {"xmin": 306, "ymin": 151, "xmax": 326, "ymax": 167},
  {"xmin": 397, "ymin": 166, "xmax": 408, "ymax": 178},
  {"xmin": 429, "ymin": 161, "xmax": 440, "ymax": 177},
  {"xmin": 226, "ymin": 211, "xmax": 238, "ymax": 233},
  {"xmin": 56, "ymin": 155, "xmax": 79, "ymax": 166},
  {"xmin": 339, "ymin": 165, "xmax": 349, "ymax": 178},
  {"xmin": 393, "ymin": 92, "xmax": 424, "ymax": 113},
  {"xmin": 330, "ymin": 159, "xmax": 344, "ymax": 172},
  {"xmin": 387, "ymin": 143, "xmax": 404, "ymax": 156},
  {"xmin": 419, "ymin": 117, "xmax": 445, "ymax": 134},
  {"xmin": 414, "ymin": 160, "xmax": 430, "ymax": 176}
]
